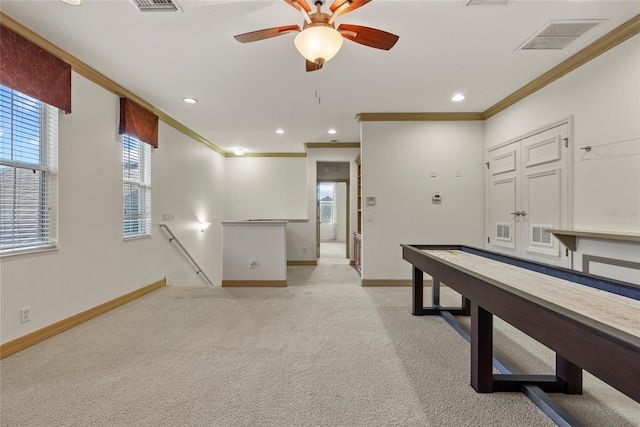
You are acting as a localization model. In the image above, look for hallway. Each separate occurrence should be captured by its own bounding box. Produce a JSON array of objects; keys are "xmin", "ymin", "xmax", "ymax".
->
[{"xmin": 319, "ymin": 240, "xmax": 349, "ymax": 265}]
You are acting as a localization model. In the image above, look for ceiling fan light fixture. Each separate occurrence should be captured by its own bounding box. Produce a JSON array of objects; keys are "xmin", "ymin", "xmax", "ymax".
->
[{"xmin": 294, "ymin": 25, "xmax": 344, "ymax": 64}]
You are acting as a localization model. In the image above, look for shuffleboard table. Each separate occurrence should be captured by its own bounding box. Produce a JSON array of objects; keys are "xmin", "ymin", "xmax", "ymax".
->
[{"xmin": 401, "ymin": 245, "xmax": 640, "ymax": 406}]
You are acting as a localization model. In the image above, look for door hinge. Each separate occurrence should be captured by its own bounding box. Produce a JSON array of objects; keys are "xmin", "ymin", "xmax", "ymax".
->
[
  {"xmin": 487, "ymin": 236, "xmax": 490, "ymax": 243},
  {"xmin": 566, "ymin": 248, "xmax": 569, "ymax": 257},
  {"xmin": 563, "ymin": 137, "xmax": 569, "ymax": 148},
  {"xmin": 485, "ymin": 161, "xmax": 490, "ymax": 169}
]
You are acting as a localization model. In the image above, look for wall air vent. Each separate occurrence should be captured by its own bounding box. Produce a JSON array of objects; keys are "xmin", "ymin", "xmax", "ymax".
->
[
  {"xmin": 130, "ymin": 0, "xmax": 182, "ymax": 12},
  {"xmin": 516, "ymin": 20, "xmax": 605, "ymax": 51}
]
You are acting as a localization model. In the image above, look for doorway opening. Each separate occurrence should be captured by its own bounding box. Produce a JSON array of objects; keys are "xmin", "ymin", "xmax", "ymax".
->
[{"xmin": 317, "ymin": 180, "xmax": 349, "ymax": 262}]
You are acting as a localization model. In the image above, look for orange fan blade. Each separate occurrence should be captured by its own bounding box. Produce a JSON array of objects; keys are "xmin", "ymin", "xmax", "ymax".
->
[
  {"xmin": 234, "ymin": 25, "xmax": 301, "ymax": 43},
  {"xmin": 284, "ymin": 0, "xmax": 312, "ymax": 13},
  {"xmin": 337, "ymin": 24, "xmax": 399, "ymax": 50},
  {"xmin": 306, "ymin": 60, "xmax": 323, "ymax": 72},
  {"xmin": 329, "ymin": 0, "xmax": 371, "ymax": 14}
]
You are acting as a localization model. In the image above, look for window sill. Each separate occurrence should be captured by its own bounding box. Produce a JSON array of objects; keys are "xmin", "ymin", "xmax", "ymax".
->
[
  {"xmin": 123, "ymin": 234, "xmax": 152, "ymax": 241},
  {"xmin": 1, "ymin": 246, "xmax": 58, "ymax": 258}
]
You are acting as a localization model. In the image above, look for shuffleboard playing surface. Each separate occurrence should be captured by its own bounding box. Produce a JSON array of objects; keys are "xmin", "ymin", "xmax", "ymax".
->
[{"xmin": 421, "ymin": 249, "xmax": 640, "ymax": 338}]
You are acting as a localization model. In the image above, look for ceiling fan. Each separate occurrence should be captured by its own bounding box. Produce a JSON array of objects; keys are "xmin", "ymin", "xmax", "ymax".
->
[{"xmin": 234, "ymin": 0, "xmax": 399, "ymax": 72}]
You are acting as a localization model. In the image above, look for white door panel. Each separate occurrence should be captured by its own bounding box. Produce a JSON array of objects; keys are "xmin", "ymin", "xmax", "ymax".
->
[
  {"xmin": 523, "ymin": 169, "xmax": 562, "ymax": 259},
  {"xmin": 524, "ymin": 135, "xmax": 562, "ymax": 168},
  {"xmin": 490, "ymin": 177, "xmax": 517, "ymax": 252},
  {"xmin": 488, "ymin": 143, "xmax": 519, "ymax": 255},
  {"xmin": 491, "ymin": 150, "xmax": 517, "ymax": 176},
  {"xmin": 487, "ymin": 121, "xmax": 570, "ymax": 267}
]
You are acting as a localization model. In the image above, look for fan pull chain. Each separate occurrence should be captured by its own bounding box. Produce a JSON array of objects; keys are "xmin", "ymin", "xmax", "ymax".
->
[{"xmin": 316, "ymin": 76, "xmax": 321, "ymax": 104}]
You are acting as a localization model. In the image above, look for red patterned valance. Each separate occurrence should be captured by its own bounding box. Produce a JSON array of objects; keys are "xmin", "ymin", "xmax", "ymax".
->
[
  {"xmin": 0, "ymin": 25, "xmax": 71, "ymax": 113},
  {"xmin": 119, "ymin": 98, "xmax": 159, "ymax": 148}
]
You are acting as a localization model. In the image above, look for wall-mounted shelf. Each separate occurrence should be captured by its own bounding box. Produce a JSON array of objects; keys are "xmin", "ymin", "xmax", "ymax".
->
[{"xmin": 547, "ymin": 229, "xmax": 640, "ymax": 251}]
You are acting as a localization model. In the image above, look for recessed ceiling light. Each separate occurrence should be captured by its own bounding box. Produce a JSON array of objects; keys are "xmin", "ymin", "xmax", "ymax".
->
[
  {"xmin": 233, "ymin": 149, "xmax": 245, "ymax": 156},
  {"xmin": 328, "ymin": 129, "xmax": 337, "ymax": 134},
  {"xmin": 275, "ymin": 129, "xmax": 284, "ymax": 134},
  {"xmin": 451, "ymin": 94, "xmax": 466, "ymax": 102},
  {"xmin": 183, "ymin": 97, "xmax": 198, "ymax": 104},
  {"xmin": 61, "ymin": 0, "xmax": 82, "ymax": 5}
]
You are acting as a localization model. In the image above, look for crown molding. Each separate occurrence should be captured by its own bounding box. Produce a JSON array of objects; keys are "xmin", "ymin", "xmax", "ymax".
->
[
  {"xmin": 0, "ymin": 12, "xmax": 226, "ymax": 156},
  {"xmin": 3, "ymin": 12, "xmax": 638, "ymax": 152},
  {"xmin": 484, "ymin": 14, "xmax": 640, "ymax": 119},
  {"xmin": 304, "ymin": 142, "xmax": 361, "ymax": 151},
  {"xmin": 227, "ymin": 152, "xmax": 307, "ymax": 158},
  {"xmin": 357, "ymin": 14, "xmax": 640, "ymax": 123},
  {"xmin": 356, "ymin": 113, "xmax": 484, "ymax": 122}
]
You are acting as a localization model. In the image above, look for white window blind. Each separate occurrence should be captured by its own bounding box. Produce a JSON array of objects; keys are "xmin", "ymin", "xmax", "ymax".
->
[
  {"xmin": 123, "ymin": 134, "xmax": 151, "ymax": 238},
  {"xmin": 0, "ymin": 86, "xmax": 58, "ymax": 255}
]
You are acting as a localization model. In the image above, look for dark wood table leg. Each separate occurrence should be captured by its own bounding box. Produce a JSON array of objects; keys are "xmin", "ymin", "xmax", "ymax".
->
[
  {"xmin": 461, "ymin": 297, "xmax": 471, "ymax": 316},
  {"xmin": 432, "ymin": 278, "xmax": 440, "ymax": 306},
  {"xmin": 412, "ymin": 266, "xmax": 424, "ymax": 315},
  {"xmin": 556, "ymin": 354, "xmax": 583, "ymax": 394},
  {"xmin": 471, "ymin": 302, "xmax": 494, "ymax": 392}
]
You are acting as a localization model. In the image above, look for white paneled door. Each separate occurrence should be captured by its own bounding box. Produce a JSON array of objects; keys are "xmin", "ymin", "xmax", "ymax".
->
[{"xmin": 487, "ymin": 122, "xmax": 570, "ymax": 267}]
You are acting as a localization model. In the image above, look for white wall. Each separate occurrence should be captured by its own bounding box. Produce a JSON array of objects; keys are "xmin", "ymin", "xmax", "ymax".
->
[
  {"xmin": 485, "ymin": 34, "xmax": 640, "ymax": 273},
  {"xmin": 360, "ymin": 121, "xmax": 486, "ymax": 280},
  {"xmin": 0, "ymin": 73, "xmax": 226, "ymax": 344},
  {"xmin": 225, "ymin": 157, "xmax": 307, "ymax": 220},
  {"xmin": 317, "ymin": 161, "xmax": 350, "ymax": 180},
  {"xmin": 486, "ymin": 35, "xmax": 640, "ymax": 233},
  {"xmin": 152, "ymin": 121, "xmax": 226, "ymax": 286},
  {"xmin": 335, "ymin": 182, "xmax": 348, "ymax": 241},
  {"xmin": 224, "ymin": 156, "xmax": 309, "ymax": 261},
  {"xmin": 224, "ymin": 150, "xmax": 359, "ymax": 262},
  {"xmin": 221, "ymin": 222, "xmax": 287, "ymax": 281}
]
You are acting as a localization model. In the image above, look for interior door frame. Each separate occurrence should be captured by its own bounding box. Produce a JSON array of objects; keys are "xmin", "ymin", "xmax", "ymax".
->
[
  {"xmin": 317, "ymin": 179, "xmax": 351, "ymax": 259},
  {"xmin": 485, "ymin": 117, "xmax": 574, "ymax": 263}
]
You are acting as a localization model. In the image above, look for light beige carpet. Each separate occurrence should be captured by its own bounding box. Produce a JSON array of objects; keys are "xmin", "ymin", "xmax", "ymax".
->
[
  {"xmin": 1, "ymin": 263, "xmax": 638, "ymax": 426},
  {"xmin": 320, "ymin": 241, "xmax": 348, "ymax": 260}
]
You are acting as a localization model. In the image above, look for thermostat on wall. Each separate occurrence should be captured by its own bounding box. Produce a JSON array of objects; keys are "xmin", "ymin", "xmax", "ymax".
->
[{"xmin": 366, "ymin": 196, "xmax": 376, "ymax": 206}]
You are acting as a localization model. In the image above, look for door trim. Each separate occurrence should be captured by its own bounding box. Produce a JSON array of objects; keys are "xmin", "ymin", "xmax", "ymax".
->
[{"xmin": 317, "ymin": 179, "xmax": 351, "ymax": 260}]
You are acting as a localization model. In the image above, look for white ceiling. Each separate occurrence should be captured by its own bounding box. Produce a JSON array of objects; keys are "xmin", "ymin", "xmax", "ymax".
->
[{"xmin": 1, "ymin": 1, "xmax": 639, "ymax": 154}]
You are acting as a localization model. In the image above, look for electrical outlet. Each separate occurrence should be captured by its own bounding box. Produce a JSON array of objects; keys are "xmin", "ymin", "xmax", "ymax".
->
[
  {"xmin": 302, "ymin": 247, "xmax": 307, "ymax": 253},
  {"xmin": 250, "ymin": 260, "xmax": 256, "ymax": 269},
  {"xmin": 20, "ymin": 307, "xmax": 30, "ymax": 323}
]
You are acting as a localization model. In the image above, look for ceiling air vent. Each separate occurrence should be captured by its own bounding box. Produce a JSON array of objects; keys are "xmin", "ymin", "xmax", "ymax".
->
[
  {"xmin": 130, "ymin": 0, "xmax": 182, "ymax": 12},
  {"xmin": 516, "ymin": 20, "xmax": 605, "ymax": 51}
]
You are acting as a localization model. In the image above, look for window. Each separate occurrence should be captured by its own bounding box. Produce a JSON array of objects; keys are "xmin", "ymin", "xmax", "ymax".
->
[
  {"xmin": 318, "ymin": 183, "xmax": 334, "ymax": 223},
  {"xmin": 0, "ymin": 86, "xmax": 58, "ymax": 255},
  {"xmin": 123, "ymin": 134, "xmax": 151, "ymax": 238}
]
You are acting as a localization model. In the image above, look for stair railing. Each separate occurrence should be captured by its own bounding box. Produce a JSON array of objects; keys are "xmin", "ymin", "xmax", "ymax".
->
[{"xmin": 159, "ymin": 223, "xmax": 214, "ymax": 286}]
